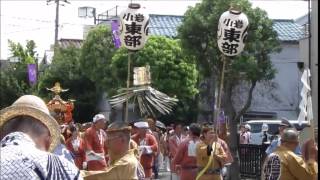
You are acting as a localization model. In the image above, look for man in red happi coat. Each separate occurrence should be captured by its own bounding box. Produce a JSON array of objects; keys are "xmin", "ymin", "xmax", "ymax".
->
[
  {"xmin": 173, "ymin": 123, "xmax": 201, "ymax": 180},
  {"xmin": 84, "ymin": 114, "xmax": 107, "ymax": 171},
  {"xmin": 132, "ymin": 121, "xmax": 158, "ymax": 179},
  {"xmin": 66, "ymin": 124, "xmax": 86, "ymax": 169},
  {"xmin": 168, "ymin": 123, "xmax": 185, "ymax": 173}
]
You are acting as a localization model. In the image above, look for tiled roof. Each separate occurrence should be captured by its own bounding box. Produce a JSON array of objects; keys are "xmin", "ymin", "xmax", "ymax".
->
[
  {"xmin": 149, "ymin": 14, "xmax": 183, "ymax": 38},
  {"xmin": 59, "ymin": 38, "xmax": 83, "ymax": 48},
  {"xmin": 149, "ymin": 14, "xmax": 305, "ymax": 42},
  {"xmin": 56, "ymin": 16, "xmax": 305, "ymax": 48},
  {"xmin": 272, "ymin": 19, "xmax": 306, "ymax": 42}
]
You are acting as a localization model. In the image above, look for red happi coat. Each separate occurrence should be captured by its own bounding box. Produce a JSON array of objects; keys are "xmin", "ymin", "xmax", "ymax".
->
[
  {"xmin": 173, "ymin": 137, "xmax": 200, "ymax": 180},
  {"xmin": 218, "ymin": 138, "xmax": 233, "ymax": 164},
  {"xmin": 132, "ymin": 133, "xmax": 158, "ymax": 178},
  {"xmin": 84, "ymin": 126, "xmax": 107, "ymax": 171},
  {"xmin": 65, "ymin": 136, "xmax": 86, "ymax": 169},
  {"xmin": 168, "ymin": 134, "xmax": 185, "ymax": 172}
]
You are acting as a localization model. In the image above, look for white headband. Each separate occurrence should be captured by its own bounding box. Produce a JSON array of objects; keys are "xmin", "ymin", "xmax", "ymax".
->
[
  {"xmin": 93, "ymin": 114, "xmax": 106, "ymax": 123},
  {"xmin": 134, "ymin": 121, "xmax": 149, "ymax": 128}
]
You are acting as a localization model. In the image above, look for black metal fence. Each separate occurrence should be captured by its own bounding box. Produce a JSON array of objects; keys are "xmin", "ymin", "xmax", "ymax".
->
[{"xmin": 238, "ymin": 144, "xmax": 269, "ymax": 179}]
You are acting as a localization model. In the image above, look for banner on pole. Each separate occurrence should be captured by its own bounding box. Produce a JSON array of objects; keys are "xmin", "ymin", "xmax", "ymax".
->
[
  {"xmin": 298, "ymin": 69, "xmax": 312, "ymax": 125},
  {"xmin": 27, "ymin": 64, "xmax": 37, "ymax": 85},
  {"xmin": 111, "ymin": 20, "xmax": 121, "ymax": 49},
  {"xmin": 307, "ymin": 92, "xmax": 313, "ymax": 124},
  {"xmin": 218, "ymin": 110, "xmax": 225, "ymax": 124}
]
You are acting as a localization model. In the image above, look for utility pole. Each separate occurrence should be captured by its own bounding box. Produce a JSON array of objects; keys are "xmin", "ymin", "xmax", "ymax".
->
[
  {"xmin": 47, "ymin": 0, "xmax": 69, "ymax": 50},
  {"xmin": 54, "ymin": 0, "xmax": 60, "ymax": 47}
]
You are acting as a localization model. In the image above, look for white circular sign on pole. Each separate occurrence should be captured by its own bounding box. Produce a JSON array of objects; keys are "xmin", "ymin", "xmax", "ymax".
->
[
  {"xmin": 217, "ymin": 9, "xmax": 249, "ymax": 56},
  {"xmin": 119, "ymin": 3, "xmax": 149, "ymax": 51}
]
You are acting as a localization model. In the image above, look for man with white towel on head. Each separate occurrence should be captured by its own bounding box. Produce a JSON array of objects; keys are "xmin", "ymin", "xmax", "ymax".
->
[{"xmin": 132, "ymin": 121, "xmax": 159, "ymax": 179}]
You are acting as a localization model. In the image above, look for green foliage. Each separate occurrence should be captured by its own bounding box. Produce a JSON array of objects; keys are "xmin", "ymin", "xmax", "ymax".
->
[
  {"xmin": 8, "ymin": 40, "xmax": 36, "ymax": 64},
  {"xmin": 0, "ymin": 68, "xmax": 31, "ymax": 108},
  {"xmin": 39, "ymin": 46, "xmax": 99, "ymax": 123},
  {"xmin": 79, "ymin": 25, "xmax": 117, "ymax": 91},
  {"xmin": 79, "ymin": 25, "xmax": 199, "ymax": 122},
  {"xmin": 0, "ymin": 40, "xmax": 38, "ymax": 108},
  {"xmin": 111, "ymin": 36, "xmax": 199, "ymax": 121},
  {"xmin": 178, "ymin": 0, "xmax": 281, "ymax": 82},
  {"xmin": 7, "ymin": 40, "xmax": 38, "ymax": 86},
  {"xmin": 177, "ymin": 1, "xmax": 282, "ymax": 176}
]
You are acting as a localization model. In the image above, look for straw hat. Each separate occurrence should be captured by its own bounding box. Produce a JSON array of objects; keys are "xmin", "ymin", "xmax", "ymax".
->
[{"xmin": 0, "ymin": 95, "xmax": 60, "ymax": 152}]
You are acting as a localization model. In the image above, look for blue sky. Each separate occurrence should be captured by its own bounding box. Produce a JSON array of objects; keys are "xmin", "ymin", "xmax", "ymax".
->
[{"xmin": 0, "ymin": 0, "xmax": 309, "ymax": 60}]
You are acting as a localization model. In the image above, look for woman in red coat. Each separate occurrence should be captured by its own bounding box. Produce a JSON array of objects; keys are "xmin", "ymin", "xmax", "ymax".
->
[{"xmin": 66, "ymin": 124, "xmax": 86, "ymax": 169}]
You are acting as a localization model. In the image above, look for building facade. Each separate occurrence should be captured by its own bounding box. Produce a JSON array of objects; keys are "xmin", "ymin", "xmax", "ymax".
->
[{"xmin": 148, "ymin": 15, "xmax": 306, "ymax": 121}]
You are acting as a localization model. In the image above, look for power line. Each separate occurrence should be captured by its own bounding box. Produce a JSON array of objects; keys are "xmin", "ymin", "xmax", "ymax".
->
[
  {"xmin": 2, "ymin": 18, "xmax": 90, "ymax": 27},
  {"xmin": 2, "ymin": 22, "xmax": 90, "ymax": 35},
  {"xmin": 47, "ymin": 0, "xmax": 70, "ymax": 49},
  {"xmin": 3, "ymin": 26, "xmax": 53, "ymax": 35},
  {"xmin": 0, "ymin": 14, "xmax": 53, "ymax": 23}
]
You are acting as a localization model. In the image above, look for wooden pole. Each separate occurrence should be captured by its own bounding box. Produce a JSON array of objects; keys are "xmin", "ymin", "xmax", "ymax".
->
[
  {"xmin": 197, "ymin": 55, "xmax": 227, "ymax": 180},
  {"xmin": 215, "ymin": 55, "xmax": 227, "ymax": 131},
  {"xmin": 213, "ymin": 55, "xmax": 227, "ymax": 167},
  {"xmin": 307, "ymin": 69, "xmax": 315, "ymax": 141},
  {"xmin": 125, "ymin": 51, "xmax": 132, "ymax": 123}
]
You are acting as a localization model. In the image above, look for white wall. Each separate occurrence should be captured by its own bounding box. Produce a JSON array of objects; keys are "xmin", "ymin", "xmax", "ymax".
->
[{"xmin": 249, "ymin": 43, "xmax": 302, "ymax": 119}]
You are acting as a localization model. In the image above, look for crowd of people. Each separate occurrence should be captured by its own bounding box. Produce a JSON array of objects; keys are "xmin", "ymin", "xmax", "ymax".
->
[
  {"xmin": 59, "ymin": 115, "xmax": 233, "ymax": 180},
  {"xmin": 0, "ymin": 95, "xmax": 318, "ymax": 180}
]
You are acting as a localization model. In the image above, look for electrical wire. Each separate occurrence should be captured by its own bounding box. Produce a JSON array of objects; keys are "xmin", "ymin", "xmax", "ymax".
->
[
  {"xmin": 1, "ymin": 15, "xmax": 94, "ymax": 27},
  {"xmin": 3, "ymin": 26, "xmax": 53, "ymax": 35},
  {"xmin": 0, "ymin": 14, "xmax": 53, "ymax": 23}
]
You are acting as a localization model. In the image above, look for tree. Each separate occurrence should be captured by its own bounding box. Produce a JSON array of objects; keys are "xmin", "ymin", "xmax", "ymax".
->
[
  {"xmin": 178, "ymin": 0, "xmax": 281, "ymax": 178},
  {"xmin": 79, "ymin": 25, "xmax": 117, "ymax": 92},
  {"xmin": 0, "ymin": 40, "xmax": 38, "ymax": 108},
  {"xmin": 79, "ymin": 24, "xmax": 198, "ymax": 123},
  {"xmin": 38, "ymin": 46, "xmax": 99, "ymax": 123},
  {"xmin": 0, "ymin": 68, "xmax": 30, "ymax": 108},
  {"xmin": 110, "ymin": 36, "xmax": 198, "ymax": 123}
]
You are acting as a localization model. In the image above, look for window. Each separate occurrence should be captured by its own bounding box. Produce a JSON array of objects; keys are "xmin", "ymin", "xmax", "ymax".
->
[
  {"xmin": 268, "ymin": 124, "xmax": 280, "ymax": 135},
  {"xmin": 250, "ymin": 123, "xmax": 261, "ymax": 133}
]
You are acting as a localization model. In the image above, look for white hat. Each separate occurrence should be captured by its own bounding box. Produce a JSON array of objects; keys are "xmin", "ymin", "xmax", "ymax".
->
[
  {"xmin": 93, "ymin": 114, "xmax": 106, "ymax": 123},
  {"xmin": 245, "ymin": 124, "xmax": 251, "ymax": 130},
  {"xmin": 262, "ymin": 123, "xmax": 268, "ymax": 132},
  {"xmin": 134, "ymin": 121, "xmax": 149, "ymax": 129}
]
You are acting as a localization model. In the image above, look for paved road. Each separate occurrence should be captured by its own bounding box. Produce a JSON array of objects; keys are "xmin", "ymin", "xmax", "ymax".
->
[
  {"xmin": 157, "ymin": 169, "xmax": 171, "ymax": 180},
  {"xmin": 155, "ymin": 169, "xmax": 258, "ymax": 180}
]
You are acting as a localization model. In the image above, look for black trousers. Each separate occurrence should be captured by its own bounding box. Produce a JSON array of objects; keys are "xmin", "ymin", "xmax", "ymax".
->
[{"xmin": 152, "ymin": 155, "xmax": 159, "ymax": 178}]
